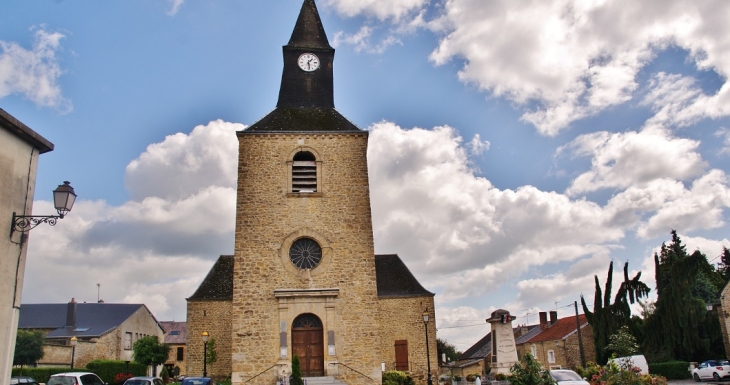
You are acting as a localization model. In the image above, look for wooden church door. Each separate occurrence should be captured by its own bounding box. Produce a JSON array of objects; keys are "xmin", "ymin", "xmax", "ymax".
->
[{"xmin": 292, "ymin": 314, "xmax": 324, "ymax": 376}]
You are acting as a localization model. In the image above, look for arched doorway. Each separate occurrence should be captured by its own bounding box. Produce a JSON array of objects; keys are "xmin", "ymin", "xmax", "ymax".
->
[{"xmin": 292, "ymin": 313, "xmax": 324, "ymax": 377}]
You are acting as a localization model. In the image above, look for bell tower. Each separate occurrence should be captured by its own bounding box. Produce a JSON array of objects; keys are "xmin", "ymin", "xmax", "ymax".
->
[{"xmin": 230, "ymin": 0, "xmax": 381, "ymax": 384}]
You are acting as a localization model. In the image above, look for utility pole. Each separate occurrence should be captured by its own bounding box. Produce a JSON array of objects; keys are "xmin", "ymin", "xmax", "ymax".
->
[{"xmin": 574, "ymin": 301, "xmax": 586, "ymax": 367}]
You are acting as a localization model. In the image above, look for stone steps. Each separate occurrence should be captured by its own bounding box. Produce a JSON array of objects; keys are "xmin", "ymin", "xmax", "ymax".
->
[{"xmin": 302, "ymin": 376, "xmax": 347, "ymax": 385}]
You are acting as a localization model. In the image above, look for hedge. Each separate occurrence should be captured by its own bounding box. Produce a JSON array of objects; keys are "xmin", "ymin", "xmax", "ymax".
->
[
  {"xmin": 648, "ymin": 361, "xmax": 692, "ymax": 379},
  {"xmin": 11, "ymin": 368, "xmax": 87, "ymax": 383},
  {"xmin": 11, "ymin": 360, "xmax": 146, "ymax": 384},
  {"xmin": 85, "ymin": 360, "xmax": 147, "ymax": 383}
]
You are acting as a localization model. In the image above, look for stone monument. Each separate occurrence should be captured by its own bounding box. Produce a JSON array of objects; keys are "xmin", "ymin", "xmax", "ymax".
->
[{"xmin": 486, "ymin": 309, "xmax": 518, "ymax": 375}]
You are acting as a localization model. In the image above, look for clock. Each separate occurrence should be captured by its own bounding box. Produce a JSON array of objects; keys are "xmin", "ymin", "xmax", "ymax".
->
[{"xmin": 298, "ymin": 53, "xmax": 320, "ymax": 72}]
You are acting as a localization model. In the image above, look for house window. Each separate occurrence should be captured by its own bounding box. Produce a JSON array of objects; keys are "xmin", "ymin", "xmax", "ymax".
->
[
  {"xmin": 125, "ymin": 332, "xmax": 132, "ymax": 350},
  {"xmin": 177, "ymin": 347, "xmax": 184, "ymax": 361},
  {"xmin": 530, "ymin": 345, "xmax": 536, "ymax": 358},
  {"xmin": 547, "ymin": 349, "xmax": 555, "ymax": 363},
  {"xmin": 292, "ymin": 151, "xmax": 317, "ymax": 192}
]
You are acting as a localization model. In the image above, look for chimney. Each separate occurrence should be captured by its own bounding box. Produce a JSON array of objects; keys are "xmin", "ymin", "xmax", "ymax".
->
[
  {"xmin": 550, "ymin": 311, "xmax": 558, "ymax": 326},
  {"xmin": 521, "ymin": 325, "xmax": 529, "ymax": 335},
  {"xmin": 66, "ymin": 298, "xmax": 77, "ymax": 328},
  {"xmin": 539, "ymin": 312, "xmax": 548, "ymax": 330}
]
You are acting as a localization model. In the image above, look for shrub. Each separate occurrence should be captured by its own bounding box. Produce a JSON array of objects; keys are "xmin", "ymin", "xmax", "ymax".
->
[
  {"xmin": 86, "ymin": 360, "xmax": 147, "ymax": 383},
  {"xmin": 383, "ymin": 370, "xmax": 408, "ymax": 385},
  {"xmin": 581, "ymin": 360, "xmax": 668, "ymax": 385},
  {"xmin": 160, "ymin": 366, "xmax": 170, "ymax": 382},
  {"xmin": 113, "ymin": 373, "xmax": 134, "ymax": 385},
  {"xmin": 11, "ymin": 368, "xmax": 85, "ymax": 383},
  {"xmin": 466, "ymin": 374, "xmax": 480, "ymax": 382},
  {"xmin": 494, "ymin": 373, "xmax": 506, "ymax": 381},
  {"xmin": 648, "ymin": 361, "xmax": 691, "ymax": 380},
  {"xmin": 290, "ymin": 355, "xmax": 303, "ymax": 385}
]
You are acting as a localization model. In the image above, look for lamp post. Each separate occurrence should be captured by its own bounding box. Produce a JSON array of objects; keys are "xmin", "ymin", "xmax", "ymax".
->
[
  {"xmin": 423, "ymin": 311, "xmax": 433, "ymax": 385},
  {"xmin": 70, "ymin": 336, "xmax": 77, "ymax": 370},
  {"xmin": 10, "ymin": 181, "xmax": 77, "ymax": 238},
  {"xmin": 202, "ymin": 331, "xmax": 209, "ymax": 377}
]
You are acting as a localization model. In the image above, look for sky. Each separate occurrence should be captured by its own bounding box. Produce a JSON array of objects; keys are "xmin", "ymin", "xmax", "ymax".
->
[{"xmin": 2, "ymin": 0, "xmax": 730, "ymax": 352}]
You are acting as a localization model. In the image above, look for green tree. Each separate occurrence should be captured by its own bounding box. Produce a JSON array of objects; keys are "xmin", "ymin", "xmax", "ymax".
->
[
  {"xmin": 605, "ymin": 325, "xmax": 639, "ymax": 358},
  {"xmin": 718, "ymin": 247, "xmax": 730, "ymax": 282},
  {"xmin": 290, "ymin": 354, "xmax": 304, "ymax": 385},
  {"xmin": 643, "ymin": 230, "xmax": 724, "ymax": 361},
  {"xmin": 133, "ymin": 335, "xmax": 170, "ymax": 376},
  {"xmin": 13, "ymin": 330, "xmax": 45, "ymax": 372},
  {"xmin": 509, "ymin": 353, "xmax": 556, "ymax": 385},
  {"xmin": 205, "ymin": 337, "xmax": 218, "ymax": 365},
  {"xmin": 581, "ymin": 261, "xmax": 650, "ymax": 364},
  {"xmin": 437, "ymin": 338, "xmax": 460, "ymax": 363}
]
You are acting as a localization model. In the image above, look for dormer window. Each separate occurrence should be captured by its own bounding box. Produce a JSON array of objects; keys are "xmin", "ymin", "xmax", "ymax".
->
[{"xmin": 292, "ymin": 151, "xmax": 317, "ymax": 193}]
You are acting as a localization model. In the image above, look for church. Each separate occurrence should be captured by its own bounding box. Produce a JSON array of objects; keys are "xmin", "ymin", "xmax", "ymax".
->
[{"xmin": 185, "ymin": 1, "xmax": 437, "ymax": 385}]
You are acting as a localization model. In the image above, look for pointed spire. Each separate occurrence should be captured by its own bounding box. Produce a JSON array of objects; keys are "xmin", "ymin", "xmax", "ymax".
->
[{"xmin": 287, "ymin": 0, "xmax": 332, "ymax": 49}]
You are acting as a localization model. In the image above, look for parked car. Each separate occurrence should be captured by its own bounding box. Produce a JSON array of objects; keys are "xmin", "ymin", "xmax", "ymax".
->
[
  {"xmin": 48, "ymin": 373, "xmax": 105, "ymax": 385},
  {"xmin": 122, "ymin": 377, "xmax": 165, "ymax": 385},
  {"xmin": 549, "ymin": 369, "xmax": 589, "ymax": 385},
  {"xmin": 10, "ymin": 377, "xmax": 39, "ymax": 385},
  {"xmin": 692, "ymin": 360, "xmax": 730, "ymax": 382},
  {"xmin": 608, "ymin": 354, "xmax": 649, "ymax": 375},
  {"xmin": 181, "ymin": 378, "xmax": 216, "ymax": 385}
]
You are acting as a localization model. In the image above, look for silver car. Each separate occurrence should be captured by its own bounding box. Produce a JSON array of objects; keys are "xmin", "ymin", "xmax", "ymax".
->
[{"xmin": 549, "ymin": 369, "xmax": 590, "ymax": 385}]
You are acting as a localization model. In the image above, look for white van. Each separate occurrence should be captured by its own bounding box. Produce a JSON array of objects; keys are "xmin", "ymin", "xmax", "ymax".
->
[{"xmin": 608, "ymin": 355, "xmax": 649, "ymax": 375}]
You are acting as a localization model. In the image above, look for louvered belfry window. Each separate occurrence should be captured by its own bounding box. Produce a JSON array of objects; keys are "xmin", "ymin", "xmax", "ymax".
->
[{"xmin": 292, "ymin": 151, "xmax": 317, "ymax": 192}]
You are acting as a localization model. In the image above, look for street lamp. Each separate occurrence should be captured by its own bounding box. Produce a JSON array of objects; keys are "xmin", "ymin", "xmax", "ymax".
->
[
  {"xmin": 423, "ymin": 311, "xmax": 433, "ymax": 385},
  {"xmin": 10, "ymin": 181, "xmax": 77, "ymax": 238},
  {"xmin": 70, "ymin": 336, "xmax": 77, "ymax": 370},
  {"xmin": 202, "ymin": 331, "xmax": 209, "ymax": 377}
]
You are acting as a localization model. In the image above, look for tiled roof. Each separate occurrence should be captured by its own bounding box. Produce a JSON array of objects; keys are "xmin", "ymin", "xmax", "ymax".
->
[
  {"xmin": 160, "ymin": 321, "xmax": 187, "ymax": 344},
  {"xmin": 526, "ymin": 314, "xmax": 588, "ymax": 343},
  {"xmin": 187, "ymin": 255, "xmax": 234, "ymax": 300},
  {"xmin": 375, "ymin": 254, "xmax": 434, "ymax": 298},
  {"xmin": 19, "ymin": 303, "xmax": 150, "ymax": 338}
]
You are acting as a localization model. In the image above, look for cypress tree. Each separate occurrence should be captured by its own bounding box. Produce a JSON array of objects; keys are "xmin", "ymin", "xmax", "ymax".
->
[{"xmin": 643, "ymin": 230, "xmax": 723, "ymax": 361}]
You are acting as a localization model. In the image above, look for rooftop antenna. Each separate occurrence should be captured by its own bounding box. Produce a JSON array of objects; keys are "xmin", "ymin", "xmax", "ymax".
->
[{"xmin": 97, "ymin": 283, "xmax": 100, "ymax": 303}]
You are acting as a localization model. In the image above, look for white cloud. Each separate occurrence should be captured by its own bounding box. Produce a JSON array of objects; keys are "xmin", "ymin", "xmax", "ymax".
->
[
  {"xmin": 332, "ymin": 26, "xmax": 402, "ymax": 54},
  {"xmin": 715, "ymin": 128, "xmax": 730, "ymax": 155},
  {"xmin": 166, "ymin": 0, "xmax": 184, "ymax": 16},
  {"xmin": 0, "ymin": 28, "xmax": 70, "ymax": 111},
  {"xmin": 125, "ymin": 120, "xmax": 243, "ymax": 201},
  {"xmin": 325, "ymin": 0, "xmax": 428, "ymax": 21},
  {"xmin": 24, "ymin": 121, "xmax": 240, "ymax": 321},
  {"xmin": 562, "ymin": 127, "xmax": 707, "ymax": 195},
  {"xmin": 421, "ymin": 0, "xmax": 730, "ymax": 135}
]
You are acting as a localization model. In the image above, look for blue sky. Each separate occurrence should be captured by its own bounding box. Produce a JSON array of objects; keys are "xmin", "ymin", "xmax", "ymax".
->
[{"xmin": 3, "ymin": 0, "xmax": 730, "ymax": 351}]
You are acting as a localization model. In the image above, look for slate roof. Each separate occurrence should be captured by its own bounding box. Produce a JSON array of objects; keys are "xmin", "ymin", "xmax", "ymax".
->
[
  {"xmin": 288, "ymin": 0, "xmax": 332, "ymax": 50},
  {"xmin": 458, "ymin": 324, "xmax": 542, "ymax": 361},
  {"xmin": 160, "ymin": 321, "xmax": 187, "ymax": 344},
  {"xmin": 18, "ymin": 303, "xmax": 152, "ymax": 338},
  {"xmin": 241, "ymin": 108, "xmax": 361, "ymax": 133},
  {"xmin": 187, "ymin": 255, "xmax": 234, "ymax": 300},
  {"xmin": 375, "ymin": 254, "xmax": 434, "ymax": 298},
  {"xmin": 526, "ymin": 314, "xmax": 588, "ymax": 343},
  {"xmin": 188, "ymin": 254, "xmax": 432, "ymax": 300}
]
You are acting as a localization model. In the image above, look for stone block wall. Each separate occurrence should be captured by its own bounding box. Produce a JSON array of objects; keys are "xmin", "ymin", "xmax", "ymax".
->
[
  {"xmin": 187, "ymin": 300, "xmax": 233, "ymax": 378},
  {"xmin": 231, "ymin": 132, "xmax": 382, "ymax": 385},
  {"xmin": 379, "ymin": 297, "xmax": 438, "ymax": 384}
]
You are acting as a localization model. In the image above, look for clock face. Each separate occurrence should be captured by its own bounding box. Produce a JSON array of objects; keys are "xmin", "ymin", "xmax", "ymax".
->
[{"xmin": 298, "ymin": 53, "xmax": 320, "ymax": 72}]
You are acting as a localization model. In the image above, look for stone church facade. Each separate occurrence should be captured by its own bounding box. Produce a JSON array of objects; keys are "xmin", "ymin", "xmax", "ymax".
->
[{"xmin": 186, "ymin": 2, "xmax": 437, "ymax": 385}]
